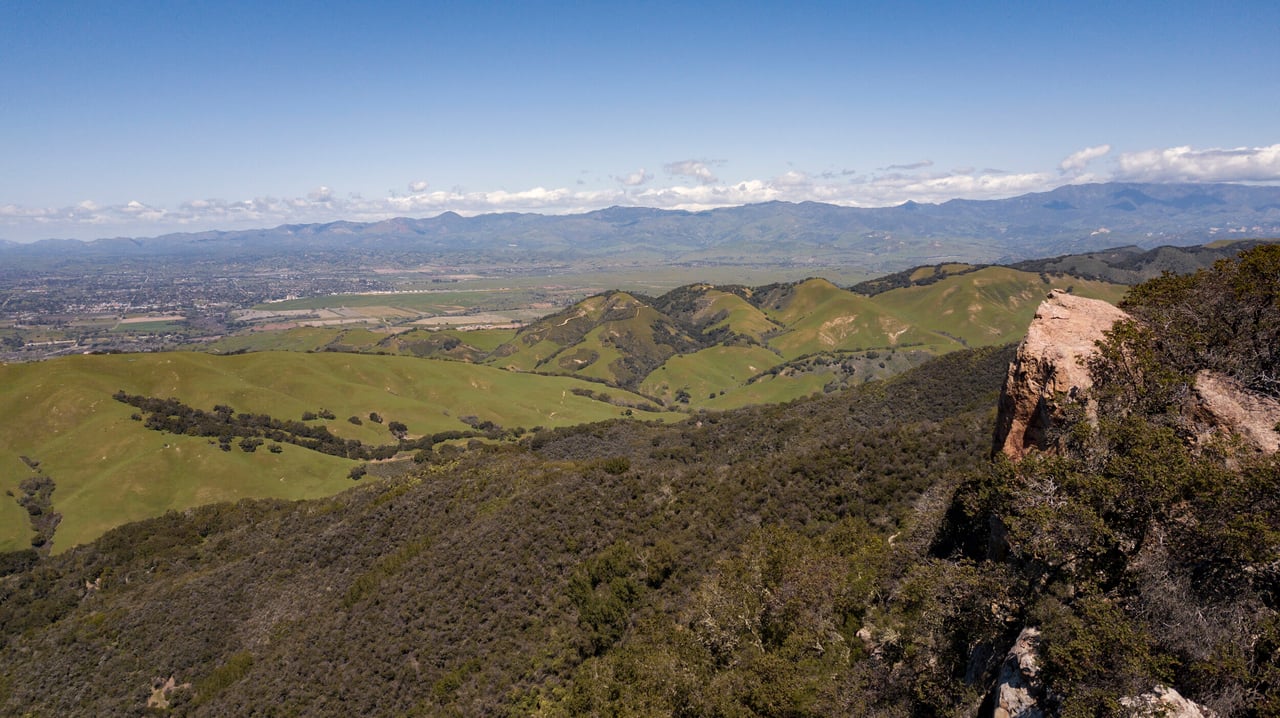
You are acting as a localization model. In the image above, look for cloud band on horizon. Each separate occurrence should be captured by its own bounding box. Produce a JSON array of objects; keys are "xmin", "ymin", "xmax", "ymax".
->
[{"xmin": 4, "ymin": 144, "xmax": 1280, "ymax": 242}]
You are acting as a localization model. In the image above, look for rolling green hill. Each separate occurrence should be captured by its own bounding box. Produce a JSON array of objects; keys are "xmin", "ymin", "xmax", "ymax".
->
[
  {"xmin": 473, "ymin": 271, "xmax": 1129, "ymax": 408},
  {"xmin": 876, "ymin": 266, "xmax": 1129, "ymax": 347},
  {"xmin": 0, "ymin": 351, "xmax": 680, "ymax": 553},
  {"xmin": 200, "ymin": 325, "xmax": 516, "ymax": 359},
  {"xmin": 759, "ymin": 278, "xmax": 937, "ymax": 358},
  {"xmin": 489, "ymin": 291, "xmax": 705, "ymax": 387},
  {"xmin": 194, "ymin": 269, "xmax": 1129, "ymax": 412}
]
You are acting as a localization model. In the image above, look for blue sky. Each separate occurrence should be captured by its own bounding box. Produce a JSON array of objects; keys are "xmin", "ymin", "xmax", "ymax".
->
[{"xmin": 3, "ymin": 0, "xmax": 1279, "ymax": 241}]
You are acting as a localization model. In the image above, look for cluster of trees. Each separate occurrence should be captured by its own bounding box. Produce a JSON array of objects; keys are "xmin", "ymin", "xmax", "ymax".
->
[
  {"xmin": 112, "ymin": 393, "xmax": 497, "ymax": 463},
  {"xmin": 114, "ymin": 392, "xmax": 396, "ymax": 460},
  {"xmin": 1119, "ymin": 243, "xmax": 1280, "ymax": 397},
  {"xmin": 13, "ymin": 475, "xmax": 60, "ymax": 551}
]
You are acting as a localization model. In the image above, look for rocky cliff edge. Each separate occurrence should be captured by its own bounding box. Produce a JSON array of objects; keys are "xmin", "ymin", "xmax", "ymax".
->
[{"xmin": 991, "ymin": 290, "xmax": 1128, "ymax": 460}]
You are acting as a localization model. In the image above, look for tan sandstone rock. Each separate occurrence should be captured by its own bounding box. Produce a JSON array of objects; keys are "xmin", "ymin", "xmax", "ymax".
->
[
  {"xmin": 1192, "ymin": 370, "xmax": 1280, "ymax": 454},
  {"xmin": 1120, "ymin": 684, "xmax": 1219, "ymax": 717},
  {"xmin": 981, "ymin": 626, "xmax": 1045, "ymax": 718},
  {"xmin": 992, "ymin": 290, "xmax": 1129, "ymax": 460}
]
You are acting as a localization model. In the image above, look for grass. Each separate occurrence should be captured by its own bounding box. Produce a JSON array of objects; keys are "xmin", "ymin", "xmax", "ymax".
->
[
  {"xmin": 876, "ymin": 267, "xmax": 1129, "ymax": 346},
  {"xmin": 697, "ymin": 290, "xmax": 780, "ymax": 341},
  {"xmin": 699, "ymin": 372, "xmax": 831, "ymax": 410},
  {"xmin": 764, "ymin": 279, "xmax": 938, "ymax": 359},
  {"xmin": 204, "ymin": 327, "xmax": 347, "ymax": 353},
  {"xmin": 640, "ymin": 346, "xmax": 782, "ymax": 404},
  {"xmin": 0, "ymin": 351, "xmax": 682, "ymax": 553},
  {"xmin": 395, "ymin": 327, "xmax": 517, "ymax": 352},
  {"xmin": 324, "ymin": 327, "xmax": 393, "ymax": 350}
]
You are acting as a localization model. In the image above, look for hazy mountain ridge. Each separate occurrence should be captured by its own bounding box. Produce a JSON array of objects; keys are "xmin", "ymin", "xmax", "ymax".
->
[
  {"xmin": 852, "ymin": 239, "xmax": 1273, "ymax": 294},
  {"xmin": 5, "ymin": 183, "xmax": 1280, "ymax": 270}
]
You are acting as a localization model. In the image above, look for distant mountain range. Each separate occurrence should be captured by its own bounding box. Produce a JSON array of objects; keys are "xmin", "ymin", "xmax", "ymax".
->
[{"xmin": 4, "ymin": 182, "xmax": 1279, "ymax": 272}]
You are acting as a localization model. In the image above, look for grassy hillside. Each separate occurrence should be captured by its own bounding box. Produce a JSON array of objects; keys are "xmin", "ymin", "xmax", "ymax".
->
[
  {"xmin": 639, "ymin": 345, "xmax": 781, "ymax": 405},
  {"xmin": 633, "ymin": 272, "xmax": 1126, "ymax": 408},
  {"xmin": 182, "ymin": 267, "xmax": 1133, "ymax": 413},
  {"xmin": 489, "ymin": 291, "xmax": 704, "ymax": 387},
  {"xmin": 0, "ymin": 351, "xmax": 680, "ymax": 553},
  {"xmin": 877, "ymin": 266, "xmax": 1129, "ymax": 346},
  {"xmin": 691, "ymin": 288, "xmax": 781, "ymax": 341},
  {"xmin": 200, "ymin": 325, "xmax": 517, "ymax": 358},
  {"xmin": 762, "ymin": 278, "xmax": 938, "ymax": 358}
]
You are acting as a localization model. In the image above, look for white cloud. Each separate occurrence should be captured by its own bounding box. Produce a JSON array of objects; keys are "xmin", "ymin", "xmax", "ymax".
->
[
  {"xmin": 844, "ymin": 170, "xmax": 1055, "ymax": 207},
  {"xmin": 408, "ymin": 180, "xmax": 429, "ymax": 193},
  {"xmin": 308, "ymin": 186, "xmax": 334, "ymax": 202},
  {"xmin": 617, "ymin": 168, "xmax": 652, "ymax": 187},
  {"xmin": 880, "ymin": 159, "xmax": 933, "ymax": 171},
  {"xmin": 771, "ymin": 170, "xmax": 811, "ymax": 188},
  {"xmin": 663, "ymin": 160, "xmax": 719, "ymax": 184},
  {"xmin": 1059, "ymin": 144, "xmax": 1112, "ymax": 174},
  {"xmin": 120, "ymin": 200, "xmax": 166, "ymax": 221},
  {"xmin": 1114, "ymin": 144, "xmax": 1280, "ymax": 182}
]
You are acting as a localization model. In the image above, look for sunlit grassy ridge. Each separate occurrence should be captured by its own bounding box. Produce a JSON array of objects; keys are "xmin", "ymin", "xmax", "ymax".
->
[
  {"xmin": 0, "ymin": 351, "xmax": 681, "ymax": 552},
  {"xmin": 762, "ymin": 278, "xmax": 937, "ymax": 358},
  {"xmin": 202, "ymin": 270, "xmax": 1127, "ymax": 412},
  {"xmin": 877, "ymin": 266, "xmax": 1131, "ymax": 346},
  {"xmin": 639, "ymin": 345, "xmax": 781, "ymax": 405},
  {"xmin": 688, "ymin": 288, "xmax": 781, "ymax": 341}
]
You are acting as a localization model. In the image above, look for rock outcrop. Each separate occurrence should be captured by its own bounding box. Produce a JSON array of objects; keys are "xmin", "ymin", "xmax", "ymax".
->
[
  {"xmin": 1192, "ymin": 370, "xmax": 1280, "ymax": 454},
  {"xmin": 1120, "ymin": 685, "xmax": 1219, "ymax": 717},
  {"xmin": 992, "ymin": 290, "xmax": 1129, "ymax": 460},
  {"xmin": 979, "ymin": 629, "xmax": 1218, "ymax": 718},
  {"xmin": 979, "ymin": 626, "xmax": 1045, "ymax": 718}
]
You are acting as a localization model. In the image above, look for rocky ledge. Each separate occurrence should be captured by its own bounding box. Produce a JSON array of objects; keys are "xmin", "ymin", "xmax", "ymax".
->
[{"xmin": 991, "ymin": 290, "xmax": 1128, "ymax": 460}]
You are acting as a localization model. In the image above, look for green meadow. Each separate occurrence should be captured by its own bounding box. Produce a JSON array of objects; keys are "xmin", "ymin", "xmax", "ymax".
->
[
  {"xmin": 0, "ymin": 351, "xmax": 681, "ymax": 553},
  {"xmin": 640, "ymin": 345, "xmax": 781, "ymax": 404}
]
